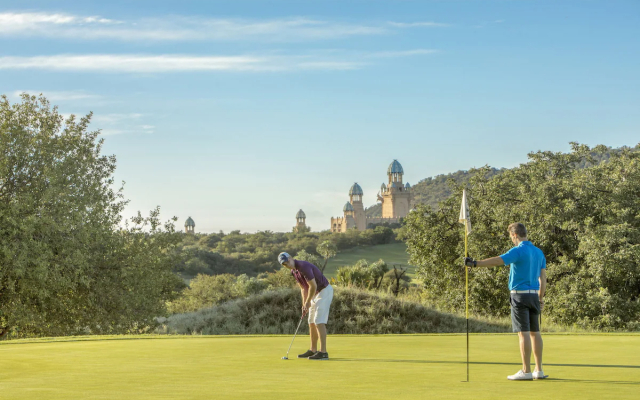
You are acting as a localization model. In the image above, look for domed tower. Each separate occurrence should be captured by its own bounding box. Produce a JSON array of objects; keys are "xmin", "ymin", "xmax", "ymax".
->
[
  {"xmin": 387, "ymin": 159, "xmax": 404, "ymax": 186},
  {"xmin": 343, "ymin": 202, "xmax": 354, "ymax": 216},
  {"xmin": 184, "ymin": 217, "xmax": 195, "ymax": 234},
  {"xmin": 349, "ymin": 183, "xmax": 366, "ymax": 231},
  {"xmin": 294, "ymin": 209, "xmax": 307, "ymax": 232},
  {"xmin": 381, "ymin": 160, "xmax": 412, "ymax": 219}
]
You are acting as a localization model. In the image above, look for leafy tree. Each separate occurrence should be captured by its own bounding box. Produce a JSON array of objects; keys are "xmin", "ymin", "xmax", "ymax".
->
[
  {"xmin": 294, "ymin": 249, "xmax": 322, "ymax": 267},
  {"xmin": 316, "ymin": 240, "xmax": 337, "ymax": 272},
  {"xmin": 0, "ymin": 94, "xmax": 182, "ymax": 337},
  {"xmin": 403, "ymin": 143, "xmax": 640, "ymax": 330}
]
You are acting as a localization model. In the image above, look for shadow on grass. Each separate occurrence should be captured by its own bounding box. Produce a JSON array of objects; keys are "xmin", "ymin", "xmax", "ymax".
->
[
  {"xmin": 331, "ymin": 358, "xmax": 640, "ymax": 370},
  {"xmin": 545, "ymin": 378, "xmax": 640, "ymax": 385}
]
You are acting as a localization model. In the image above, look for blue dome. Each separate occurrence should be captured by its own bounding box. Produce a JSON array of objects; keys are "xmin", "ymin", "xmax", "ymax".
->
[
  {"xmin": 296, "ymin": 209, "xmax": 306, "ymax": 219},
  {"xmin": 349, "ymin": 182, "xmax": 363, "ymax": 196},
  {"xmin": 405, "ymin": 182, "xmax": 411, "ymax": 188},
  {"xmin": 185, "ymin": 217, "xmax": 195, "ymax": 227},
  {"xmin": 380, "ymin": 183, "xmax": 386, "ymax": 190},
  {"xmin": 387, "ymin": 159, "xmax": 404, "ymax": 174},
  {"xmin": 343, "ymin": 202, "xmax": 354, "ymax": 212}
]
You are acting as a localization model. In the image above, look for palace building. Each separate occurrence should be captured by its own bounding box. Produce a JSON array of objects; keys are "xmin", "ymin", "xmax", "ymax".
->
[{"xmin": 331, "ymin": 160, "xmax": 413, "ymax": 232}]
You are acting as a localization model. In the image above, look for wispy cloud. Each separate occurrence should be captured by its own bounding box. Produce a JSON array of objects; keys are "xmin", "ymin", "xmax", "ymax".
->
[
  {"xmin": 92, "ymin": 113, "xmax": 143, "ymax": 123},
  {"xmin": 366, "ymin": 49, "xmax": 439, "ymax": 58},
  {"xmin": 0, "ymin": 11, "xmax": 118, "ymax": 31},
  {"xmin": 0, "ymin": 12, "xmax": 447, "ymax": 42},
  {"xmin": 93, "ymin": 115, "xmax": 154, "ymax": 136},
  {"xmin": 0, "ymin": 50, "xmax": 436, "ymax": 73},
  {"xmin": 12, "ymin": 90, "xmax": 102, "ymax": 101},
  {"xmin": 388, "ymin": 21, "xmax": 450, "ymax": 28}
]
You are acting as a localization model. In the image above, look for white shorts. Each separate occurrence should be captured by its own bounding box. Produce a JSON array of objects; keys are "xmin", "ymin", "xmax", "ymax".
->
[{"xmin": 308, "ymin": 284, "xmax": 333, "ymax": 325}]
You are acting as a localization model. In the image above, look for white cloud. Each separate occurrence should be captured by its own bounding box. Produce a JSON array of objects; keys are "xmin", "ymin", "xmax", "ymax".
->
[
  {"xmin": 12, "ymin": 90, "xmax": 102, "ymax": 101},
  {"xmin": 0, "ymin": 50, "xmax": 435, "ymax": 73},
  {"xmin": 388, "ymin": 21, "xmax": 450, "ymax": 28},
  {"xmin": 92, "ymin": 113, "xmax": 143, "ymax": 123},
  {"xmin": 0, "ymin": 54, "xmax": 266, "ymax": 72},
  {"xmin": 0, "ymin": 12, "xmax": 447, "ymax": 42},
  {"xmin": 366, "ymin": 49, "xmax": 439, "ymax": 58}
]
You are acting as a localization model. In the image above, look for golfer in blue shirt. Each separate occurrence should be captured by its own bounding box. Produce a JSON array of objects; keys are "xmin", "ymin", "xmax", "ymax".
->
[{"xmin": 465, "ymin": 223, "xmax": 548, "ymax": 381}]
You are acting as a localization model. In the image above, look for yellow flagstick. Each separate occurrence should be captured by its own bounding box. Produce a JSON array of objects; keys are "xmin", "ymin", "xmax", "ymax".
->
[
  {"xmin": 464, "ymin": 224, "xmax": 469, "ymax": 383},
  {"xmin": 459, "ymin": 189, "xmax": 471, "ymax": 383}
]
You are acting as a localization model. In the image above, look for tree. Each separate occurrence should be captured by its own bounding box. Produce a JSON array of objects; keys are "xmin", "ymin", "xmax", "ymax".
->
[
  {"xmin": 294, "ymin": 249, "xmax": 321, "ymax": 267},
  {"xmin": 0, "ymin": 94, "xmax": 182, "ymax": 337},
  {"xmin": 316, "ymin": 240, "xmax": 337, "ymax": 272}
]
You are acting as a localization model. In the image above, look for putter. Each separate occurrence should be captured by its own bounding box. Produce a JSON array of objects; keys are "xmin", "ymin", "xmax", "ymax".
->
[{"xmin": 282, "ymin": 314, "xmax": 305, "ymax": 360}]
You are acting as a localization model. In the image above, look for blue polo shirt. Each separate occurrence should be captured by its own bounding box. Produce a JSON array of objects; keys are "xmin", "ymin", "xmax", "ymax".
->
[{"xmin": 499, "ymin": 241, "xmax": 546, "ymax": 290}]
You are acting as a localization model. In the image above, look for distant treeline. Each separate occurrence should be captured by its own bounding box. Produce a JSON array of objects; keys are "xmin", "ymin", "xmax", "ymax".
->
[{"xmin": 174, "ymin": 226, "xmax": 399, "ymax": 278}]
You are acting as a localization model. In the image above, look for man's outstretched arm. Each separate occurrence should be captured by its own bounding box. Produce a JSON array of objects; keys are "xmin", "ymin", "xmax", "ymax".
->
[{"xmin": 465, "ymin": 256, "xmax": 505, "ymax": 268}]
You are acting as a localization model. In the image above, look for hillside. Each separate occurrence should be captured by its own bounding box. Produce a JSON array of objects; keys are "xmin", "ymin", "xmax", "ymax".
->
[
  {"xmin": 159, "ymin": 287, "xmax": 509, "ymax": 334},
  {"xmin": 365, "ymin": 168, "xmax": 503, "ymax": 217},
  {"xmin": 365, "ymin": 145, "xmax": 636, "ymax": 218}
]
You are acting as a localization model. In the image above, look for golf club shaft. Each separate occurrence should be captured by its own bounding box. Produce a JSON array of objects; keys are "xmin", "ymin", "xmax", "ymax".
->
[{"xmin": 285, "ymin": 315, "xmax": 305, "ymax": 358}]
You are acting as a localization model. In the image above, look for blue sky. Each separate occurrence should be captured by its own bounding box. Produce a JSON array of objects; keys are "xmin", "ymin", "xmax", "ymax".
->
[{"xmin": 1, "ymin": 0, "xmax": 639, "ymax": 233}]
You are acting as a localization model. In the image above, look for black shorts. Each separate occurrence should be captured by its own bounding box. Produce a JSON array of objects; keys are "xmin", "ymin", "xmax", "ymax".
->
[{"xmin": 510, "ymin": 293, "xmax": 541, "ymax": 333}]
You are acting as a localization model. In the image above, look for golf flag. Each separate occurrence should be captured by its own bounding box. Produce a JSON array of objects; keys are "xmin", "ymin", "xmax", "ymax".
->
[{"xmin": 459, "ymin": 189, "xmax": 471, "ymax": 235}]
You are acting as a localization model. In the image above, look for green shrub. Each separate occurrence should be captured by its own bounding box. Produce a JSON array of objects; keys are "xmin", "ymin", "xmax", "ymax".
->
[{"xmin": 335, "ymin": 259, "xmax": 390, "ymax": 290}]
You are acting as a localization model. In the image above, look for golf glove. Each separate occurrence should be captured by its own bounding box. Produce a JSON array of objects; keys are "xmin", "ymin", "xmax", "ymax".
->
[{"xmin": 464, "ymin": 257, "xmax": 477, "ymax": 267}]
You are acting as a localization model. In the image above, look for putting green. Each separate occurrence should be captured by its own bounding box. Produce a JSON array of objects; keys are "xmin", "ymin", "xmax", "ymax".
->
[{"xmin": 2, "ymin": 334, "xmax": 639, "ymax": 399}]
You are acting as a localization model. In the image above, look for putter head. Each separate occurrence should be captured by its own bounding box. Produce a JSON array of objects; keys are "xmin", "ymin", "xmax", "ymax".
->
[{"xmin": 281, "ymin": 356, "xmax": 288, "ymax": 360}]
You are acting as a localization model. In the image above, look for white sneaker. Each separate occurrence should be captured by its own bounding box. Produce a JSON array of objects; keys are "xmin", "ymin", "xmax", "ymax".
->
[
  {"xmin": 533, "ymin": 370, "xmax": 548, "ymax": 380},
  {"xmin": 507, "ymin": 370, "xmax": 533, "ymax": 380}
]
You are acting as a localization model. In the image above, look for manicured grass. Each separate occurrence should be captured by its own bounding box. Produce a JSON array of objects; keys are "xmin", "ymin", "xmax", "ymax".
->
[
  {"xmin": 2, "ymin": 334, "xmax": 639, "ymax": 399},
  {"xmin": 324, "ymin": 242, "xmax": 414, "ymax": 278}
]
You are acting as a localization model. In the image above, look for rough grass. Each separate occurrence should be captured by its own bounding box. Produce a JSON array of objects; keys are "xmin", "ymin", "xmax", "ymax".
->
[
  {"xmin": 324, "ymin": 242, "xmax": 414, "ymax": 277},
  {"xmin": 2, "ymin": 334, "xmax": 640, "ymax": 400},
  {"xmin": 157, "ymin": 287, "xmax": 510, "ymax": 335}
]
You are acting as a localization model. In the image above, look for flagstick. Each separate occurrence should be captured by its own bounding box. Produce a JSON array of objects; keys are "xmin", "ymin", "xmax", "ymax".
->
[{"xmin": 464, "ymin": 225, "xmax": 469, "ymax": 383}]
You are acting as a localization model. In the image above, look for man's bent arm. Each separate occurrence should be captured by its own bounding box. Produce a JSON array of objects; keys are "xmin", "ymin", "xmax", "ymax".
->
[
  {"xmin": 475, "ymin": 256, "xmax": 506, "ymax": 267},
  {"xmin": 298, "ymin": 283, "xmax": 308, "ymax": 304},
  {"xmin": 305, "ymin": 278, "xmax": 317, "ymax": 305},
  {"xmin": 539, "ymin": 269, "xmax": 546, "ymax": 299}
]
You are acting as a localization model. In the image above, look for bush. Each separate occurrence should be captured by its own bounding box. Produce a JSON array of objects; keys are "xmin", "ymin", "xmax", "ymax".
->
[{"xmin": 335, "ymin": 259, "xmax": 390, "ymax": 290}]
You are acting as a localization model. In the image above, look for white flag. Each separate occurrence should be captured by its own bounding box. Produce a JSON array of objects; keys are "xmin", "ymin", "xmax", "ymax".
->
[{"xmin": 459, "ymin": 189, "xmax": 472, "ymax": 234}]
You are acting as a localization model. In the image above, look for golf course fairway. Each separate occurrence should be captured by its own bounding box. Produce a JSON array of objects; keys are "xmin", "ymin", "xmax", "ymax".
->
[{"xmin": 2, "ymin": 334, "xmax": 639, "ymax": 399}]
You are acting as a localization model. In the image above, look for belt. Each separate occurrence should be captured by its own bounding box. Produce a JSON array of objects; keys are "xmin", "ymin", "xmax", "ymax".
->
[{"xmin": 510, "ymin": 290, "xmax": 539, "ymax": 294}]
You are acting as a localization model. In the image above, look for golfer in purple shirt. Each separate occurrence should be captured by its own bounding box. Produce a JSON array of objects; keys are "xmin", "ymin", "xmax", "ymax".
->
[{"xmin": 278, "ymin": 252, "xmax": 333, "ymax": 360}]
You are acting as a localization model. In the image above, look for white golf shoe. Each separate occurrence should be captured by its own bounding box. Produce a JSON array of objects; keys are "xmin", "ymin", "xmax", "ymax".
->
[
  {"xmin": 507, "ymin": 370, "xmax": 533, "ymax": 380},
  {"xmin": 533, "ymin": 370, "xmax": 548, "ymax": 380}
]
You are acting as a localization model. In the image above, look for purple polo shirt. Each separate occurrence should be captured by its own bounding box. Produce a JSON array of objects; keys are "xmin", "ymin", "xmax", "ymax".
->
[{"xmin": 292, "ymin": 260, "xmax": 329, "ymax": 292}]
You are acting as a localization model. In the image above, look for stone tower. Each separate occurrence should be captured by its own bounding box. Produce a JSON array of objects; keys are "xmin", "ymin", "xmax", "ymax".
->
[
  {"xmin": 294, "ymin": 209, "xmax": 307, "ymax": 232},
  {"xmin": 184, "ymin": 217, "xmax": 195, "ymax": 234},
  {"xmin": 378, "ymin": 160, "xmax": 412, "ymax": 219},
  {"xmin": 349, "ymin": 182, "xmax": 366, "ymax": 231}
]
